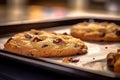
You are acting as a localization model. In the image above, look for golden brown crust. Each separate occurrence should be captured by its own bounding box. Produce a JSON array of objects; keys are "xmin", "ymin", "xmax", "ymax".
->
[
  {"xmin": 114, "ymin": 58, "xmax": 120, "ymax": 73},
  {"xmin": 71, "ymin": 22, "xmax": 120, "ymax": 42},
  {"xmin": 4, "ymin": 29, "xmax": 88, "ymax": 58}
]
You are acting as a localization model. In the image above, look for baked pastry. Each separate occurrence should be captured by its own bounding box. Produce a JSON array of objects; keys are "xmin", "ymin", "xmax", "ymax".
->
[
  {"xmin": 107, "ymin": 49, "xmax": 120, "ymax": 73},
  {"xmin": 4, "ymin": 29, "xmax": 88, "ymax": 58},
  {"xmin": 62, "ymin": 57, "xmax": 79, "ymax": 63},
  {"xmin": 71, "ymin": 22, "xmax": 120, "ymax": 41}
]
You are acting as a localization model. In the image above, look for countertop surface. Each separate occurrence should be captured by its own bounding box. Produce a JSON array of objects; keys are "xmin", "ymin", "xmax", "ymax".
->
[{"xmin": 0, "ymin": 5, "xmax": 120, "ymax": 24}]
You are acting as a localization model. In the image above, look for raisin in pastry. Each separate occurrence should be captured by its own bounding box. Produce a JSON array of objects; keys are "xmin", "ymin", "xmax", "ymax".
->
[
  {"xmin": 71, "ymin": 22, "xmax": 120, "ymax": 42},
  {"xmin": 4, "ymin": 29, "xmax": 88, "ymax": 58}
]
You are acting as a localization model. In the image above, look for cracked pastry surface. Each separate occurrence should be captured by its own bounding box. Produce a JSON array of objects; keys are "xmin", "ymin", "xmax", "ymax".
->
[
  {"xmin": 71, "ymin": 22, "xmax": 120, "ymax": 41},
  {"xmin": 4, "ymin": 29, "xmax": 88, "ymax": 58}
]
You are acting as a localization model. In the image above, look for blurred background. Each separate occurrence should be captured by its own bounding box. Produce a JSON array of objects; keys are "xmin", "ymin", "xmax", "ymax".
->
[{"xmin": 0, "ymin": 0, "xmax": 120, "ymax": 23}]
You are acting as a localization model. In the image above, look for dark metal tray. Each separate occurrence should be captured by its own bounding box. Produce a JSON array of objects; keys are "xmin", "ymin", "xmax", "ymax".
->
[{"xmin": 0, "ymin": 17, "xmax": 120, "ymax": 80}]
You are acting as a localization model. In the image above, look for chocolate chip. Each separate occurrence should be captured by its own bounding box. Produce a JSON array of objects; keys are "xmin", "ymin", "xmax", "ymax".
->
[
  {"xmin": 53, "ymin": 38, "xmax": 63, "ymax": 44},
  {"xmin": 34, "ymin": 32, "xmax": 39, "ymax": 35},
  {"xmin": 105, "ymin": 46, "xmax": 108, "ymax": 49},
  {"xmin": 69, "ymin": 58, "xmax": 79, "ymax": 62},
  {"xmin": 24, "ymin": 34, "xmax": 32, "ymax": 39},
  {"xmin": 99, "ymin": 32, "xmax": 106, "ymax": 37},
  {"xmin": 62, "ymin": 58, "xmax": 79, "ymax": 63},
  {"xmin": 6, "ymin": 38, "xmax": 12, "ymax": 43},
  {"xmin": 15, "ymin": 45, "xmax": 18, "ymax": 48},
  {"xmin": 41, "ymin": 44, "xmax": 48, "ymax": 48},
  {"xmin": 62, "ymin": 32, "xmax": 68, "ymax": 35},
  {"xmin": 32, "ymin": 37, "xmax": 43, "ymax": 42},
  {"xmin": 93, "ymin": 58, "xmax": 95, "ymax": 60},
  {"xmin": 70, "ymin": 58, "xmax": 79, "ymax": 63},
  {"xmin": 115, "ymin": 30, "xmax": 120, "ymax": 36}
]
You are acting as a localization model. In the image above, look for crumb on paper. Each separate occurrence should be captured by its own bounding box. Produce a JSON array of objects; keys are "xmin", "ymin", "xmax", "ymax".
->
[
  {"xmin": 93, "ymin": 58, "xmax": 95, "ymax": 60},
  {"xmin": 105, "ymin": 46, "xmax": 108, "ymax": 49},
  {"xmin": 62, "ymin": 57, "xmax": 79, "ymax": 63}
]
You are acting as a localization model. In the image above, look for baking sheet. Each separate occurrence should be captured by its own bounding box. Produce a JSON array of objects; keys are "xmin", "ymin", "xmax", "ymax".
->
[{"xmin": 0, "ymin": 25, "xmax": 120, "ymax": 78}]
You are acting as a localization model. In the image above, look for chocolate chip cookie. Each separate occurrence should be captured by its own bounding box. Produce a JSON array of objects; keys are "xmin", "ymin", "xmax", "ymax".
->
[
  {"xmin": 71, "ymin": 22, "xmax": 120, "ymax": 41},
  {"xmin": 107, "ymin": 49, "xmax": 120, "ymax": 73},
  {"xmin": 4, "ymin": 29, "xmax": 88, "ymax": 58}
]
